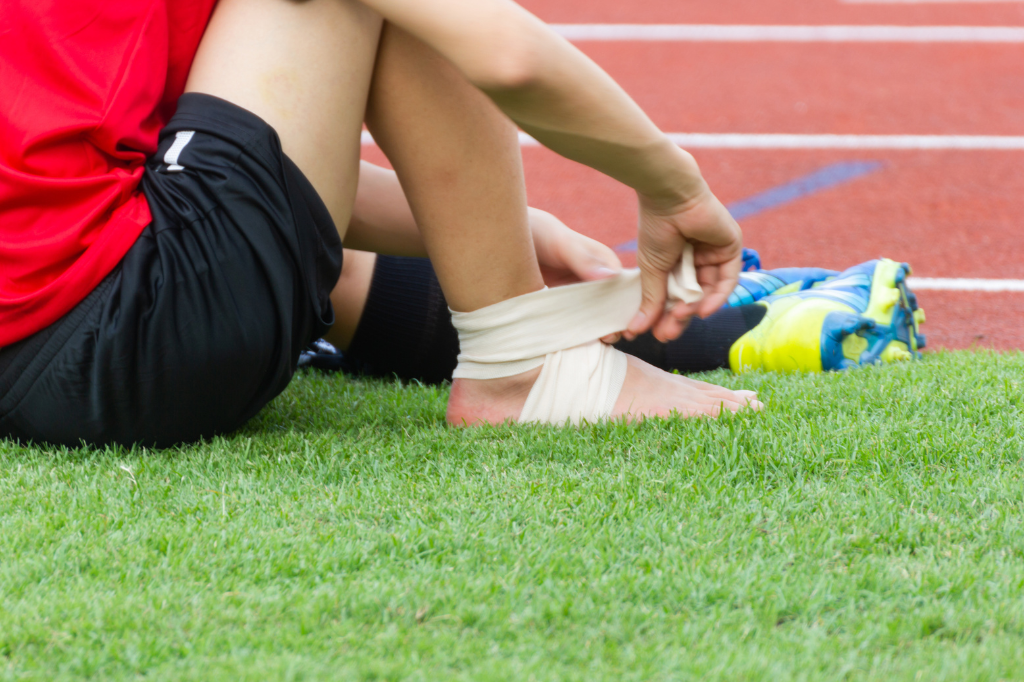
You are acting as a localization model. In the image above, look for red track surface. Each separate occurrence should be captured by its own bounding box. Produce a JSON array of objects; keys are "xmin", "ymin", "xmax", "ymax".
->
[
  {"xmin": 522, "ymin": 148, "xmax": 1024, "ymax": 278},
  {"xmin": 585, "ymin": 43, "xmax": 1024, "ymax": 136},
  {"xmin": 365, "ymin": 1, "xmax": 1024, "ymax": 350},
  {"xmin": 518, "ymin": 0, "xmax": 1024, "ymax": 26},
  {"xmin": 915, "ymin": 292, "xmax": 1024, "ymax": 351}
]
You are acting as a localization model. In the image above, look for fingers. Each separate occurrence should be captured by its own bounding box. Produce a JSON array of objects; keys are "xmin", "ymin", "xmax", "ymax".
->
[
  {"xmin": 562, "ymin": 232, "xmax": 622, "ymax": 282},
  {"xmin": 693, "ymin": 264, "xmax": 730, "ymax": 315},
  {"xmin": 695, "ymin": 252, "xmax": 743, "ymax": 317},
  {"xmin": 651, "ymin": 317, "xmax": 685, "ymax": 343},
  {"xmin": 530, "ymin": 207, "xmax": 623, "ymax": 284},
  {"xmin": 665, "ymin": 299, "xmax": 703, "ymax": 340},
  {"xmin": 649, "ymin": 300, "xmax": 693, "ymax": 342}
]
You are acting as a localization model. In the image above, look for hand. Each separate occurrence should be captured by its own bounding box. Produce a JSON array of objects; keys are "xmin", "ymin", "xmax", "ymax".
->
[
  {"xmin": 629, "ymin": 185, "xmax": 743, "ymax": 343},
  {"xmin": 528, "ymin": 208, "xmax": 622, "ymax": 287}
]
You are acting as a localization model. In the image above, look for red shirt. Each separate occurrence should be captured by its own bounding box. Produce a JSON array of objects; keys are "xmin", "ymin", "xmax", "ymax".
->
[{"xmin": 0, "ymin": 0, "xmax": 216, "ymax": 347}]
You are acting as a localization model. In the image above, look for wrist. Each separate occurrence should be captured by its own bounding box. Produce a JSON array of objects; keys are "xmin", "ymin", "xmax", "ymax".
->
[{"xmin": 635, "ymin": 141, "xmax": 707, "ymax": 214}]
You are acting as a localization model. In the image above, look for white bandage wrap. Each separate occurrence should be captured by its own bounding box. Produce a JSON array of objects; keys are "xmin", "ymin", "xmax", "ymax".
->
[{"xmin": 450, "ymin": 244, "xmax": 703, "ymax": 424}]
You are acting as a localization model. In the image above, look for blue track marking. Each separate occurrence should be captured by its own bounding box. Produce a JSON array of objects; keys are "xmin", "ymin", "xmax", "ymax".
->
[{"xmin": 614, "ymin": 160, "xmax": 883, "ymax": 253}]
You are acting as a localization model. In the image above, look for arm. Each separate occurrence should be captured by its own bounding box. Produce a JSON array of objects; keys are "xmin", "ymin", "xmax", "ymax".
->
[
  {"xmin": 344, "ymin": 161, "xmax": 428, "ymax": 257},
  {"xmin": 354, "ymin": 0, "xmax": 741, "ymax": 340}
]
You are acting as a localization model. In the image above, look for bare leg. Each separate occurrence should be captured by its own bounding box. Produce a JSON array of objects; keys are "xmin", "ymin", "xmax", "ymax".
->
[
  {"xmin": 361, "ymin": 24, "xmax": 549, "ymax": 421},
  {"xmin": 365, "ymin": 24, "xmax": 545, "ymax": 314}
]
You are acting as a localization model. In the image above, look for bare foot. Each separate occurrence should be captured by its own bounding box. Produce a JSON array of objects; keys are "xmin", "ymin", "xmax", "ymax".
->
[
  {"xmin": 446, "ymin": 355, "xmax": 762, "ymax": 426},
  {"xmin": 611, "ymin": 356, "xmax": 763, "ymax": 420}
]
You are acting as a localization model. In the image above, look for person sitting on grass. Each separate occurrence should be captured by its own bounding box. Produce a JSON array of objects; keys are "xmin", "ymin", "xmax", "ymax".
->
[{"xmin": 1, "ymin": 0, "xmax": 767, "ymax": 447}]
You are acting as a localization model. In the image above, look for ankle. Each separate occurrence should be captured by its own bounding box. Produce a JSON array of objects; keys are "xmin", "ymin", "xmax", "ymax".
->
[{"xmin": 446, "ymin": 366, "xmax": 542, "ymax": 426}]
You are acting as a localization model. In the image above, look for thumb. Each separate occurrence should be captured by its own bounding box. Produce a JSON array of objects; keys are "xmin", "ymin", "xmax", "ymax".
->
[{"xmin": 628, "ymin": 263, "xmax": 668, "ymax": 337}]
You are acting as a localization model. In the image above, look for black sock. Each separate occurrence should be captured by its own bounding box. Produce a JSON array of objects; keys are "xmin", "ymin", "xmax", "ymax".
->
[
  {"xmin": 345, "ymin": 256, "xmax": 767, "ymax": 382},
  {"xmin": 613, "ymin": 304, "xmax": 766, "ymax": 373},
  {"xmin": 345, "ymin": 256, "xmax": 459, "ymax": 384}
]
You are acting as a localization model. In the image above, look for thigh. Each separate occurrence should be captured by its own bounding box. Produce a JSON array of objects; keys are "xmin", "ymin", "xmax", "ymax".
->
[{"xmin": 185, "ymin": 0, "xmax": 382, "ymax": 236}]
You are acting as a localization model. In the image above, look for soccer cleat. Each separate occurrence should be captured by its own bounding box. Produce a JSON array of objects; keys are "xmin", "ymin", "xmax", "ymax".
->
[
  {"xmin": 728, "ymin": 266, "xmax": 839, "ymax": 307},
  {"xmin": 729, "ymin": 258, "xmax": 926, "ymax": 374},
  {"xmin": 741, "ymin": 248, "xmax": 763, "ymax": 272},
  {"xmin": 297, "ymin": 338, "xmax": 353, "ymax": 372},
  {"xmin": 729, "ymin": 248, "xmax": 839, "ymax": 306}
]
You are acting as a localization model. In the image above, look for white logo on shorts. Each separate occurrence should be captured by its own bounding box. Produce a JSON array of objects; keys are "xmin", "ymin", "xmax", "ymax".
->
[{"xmin": 163, "ymin": 130, "xmax": 196, "ymax": 172}]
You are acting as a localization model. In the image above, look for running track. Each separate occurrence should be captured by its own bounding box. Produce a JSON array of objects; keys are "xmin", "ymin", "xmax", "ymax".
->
[{"xmin": 366, "ymin": 0, "xmax": 1024, "ymax": 351}]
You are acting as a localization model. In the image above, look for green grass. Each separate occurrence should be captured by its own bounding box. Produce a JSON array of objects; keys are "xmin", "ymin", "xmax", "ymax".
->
[{"xmin": 2, "ymin": 350, "xmax": 1024, "ymax": 681}]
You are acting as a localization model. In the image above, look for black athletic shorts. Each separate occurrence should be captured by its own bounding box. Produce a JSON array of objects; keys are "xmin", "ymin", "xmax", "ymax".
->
[{"xmin": 0, "ymin": 93, "xmax": 342, "ymax": 448}]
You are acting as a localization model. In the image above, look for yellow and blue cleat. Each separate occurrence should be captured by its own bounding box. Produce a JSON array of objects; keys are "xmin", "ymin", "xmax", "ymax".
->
[
  {"xmin": 731, "ymin": 248, "xmax": 841, "ymax": 306},
  {"xmin": 728, "ymin": 266, "xmax": 839, "ymax": 307},
  {"xmin": 729, "ymin": 259, "xmax": 926, "ymax": 374}
]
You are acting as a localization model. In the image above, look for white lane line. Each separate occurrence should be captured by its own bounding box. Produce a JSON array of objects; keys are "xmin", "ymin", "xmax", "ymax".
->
[
  {"xmin": 362, "ymin": 131, "xmax": 1024, "ymax": 150},
  {"xmin": 549, "ymin": 24, "xmax": 1024, "ymax": 42},
  {"xmin": 660, "ymin": 134, "xmax": 1024, "ymax": 150},
  {"xmin": 909, "ymin": 278, "xmax": 1024, "ymax": 292},
  {"xmin": 843, "ymin": 0, "xmax": 1024, "ymax": 4}
]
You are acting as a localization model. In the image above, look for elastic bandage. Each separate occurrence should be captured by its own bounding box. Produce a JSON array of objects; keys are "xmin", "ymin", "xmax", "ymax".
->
[{"xmin": 450, "ymin": 244, "xmax": 703, "ymax": 424}]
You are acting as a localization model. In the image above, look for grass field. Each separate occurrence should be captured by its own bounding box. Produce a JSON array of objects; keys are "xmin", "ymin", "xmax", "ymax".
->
[{"xmin": 2, "ymin": 351, "xmax": 1023, "ymax": 681}]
